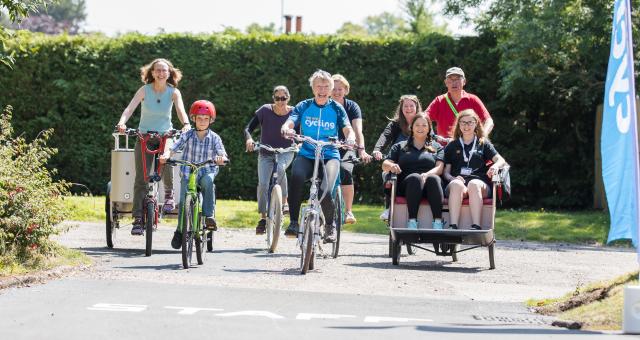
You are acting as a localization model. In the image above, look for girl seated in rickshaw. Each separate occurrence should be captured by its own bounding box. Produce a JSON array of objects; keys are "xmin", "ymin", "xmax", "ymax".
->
[{"xmin": 443, "ymin": 109, "xmax": 506, "ymax": 230}]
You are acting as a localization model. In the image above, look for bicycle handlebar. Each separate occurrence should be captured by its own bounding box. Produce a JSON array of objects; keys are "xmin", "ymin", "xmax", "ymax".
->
[
  {"xmin": 252, "ymin": 142, "xmax": 299, "ymax": 154},
  {"xmin": 166, "ymin": 158, "xmax": 229, "ymax": 168},
  {"xmin": 287, "ymin": 133, "xmax": 355, "ymax": 150},
  {"xmin": 114, "ymin": 128, "xmax": 179, "ymax": 139}
]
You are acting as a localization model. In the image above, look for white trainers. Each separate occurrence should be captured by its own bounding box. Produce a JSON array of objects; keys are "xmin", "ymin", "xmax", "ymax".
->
[
  {"xmin": 379, "ymin": 209, "xmax": 389, "ymax": 221},
  {"xmin": 345, "ymin": 211, "xmax": 357, "ymax": 224}
]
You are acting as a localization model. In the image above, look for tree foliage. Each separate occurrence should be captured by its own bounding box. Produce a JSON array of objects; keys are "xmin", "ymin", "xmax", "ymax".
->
[
  {"xmin": 0, "ymin": 106, "xmax": 69, "ymax": 259},
  {"xmin": 246, "ymin": 22, "xmax": 276, "ymax": 35},
  {"xmin": 8, "ymin": 0, "xmax": 86, "ymax": 34},
  {"xmin": 0, "ymin": 0, "xmax": 51, "ymax": 67},
  {"xmin": 440, "ymin": 0, "xmax": 639, "ymax": 206}
]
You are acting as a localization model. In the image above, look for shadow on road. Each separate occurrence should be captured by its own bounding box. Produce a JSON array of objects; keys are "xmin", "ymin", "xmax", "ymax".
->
[
  {"xmin": 115, "ymin": 264, "xmax": 183, "ymax": 270},
  {"xmin": 328, "ymin": 324, "xmax": 596, "ymax": 335},
  {"xmin": 345, "ymin": 260, "xmax": 485, "ymax": 273},
  {"xmin": 78, "ymin": 247, "xmax": 180, "ymax": 258}
]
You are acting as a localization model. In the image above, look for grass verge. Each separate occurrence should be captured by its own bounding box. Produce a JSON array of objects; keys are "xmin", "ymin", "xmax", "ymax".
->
[
  {"xmin": 528, "ymin": 271, "xmax": 639, "ymax": 330},
  {"xmin": 0, "ymin": 243, "xmax": 91, "ymax": 278},
  {"xmin": 67, "ymin": 196, "xmax": 621, "ymax": 245}
]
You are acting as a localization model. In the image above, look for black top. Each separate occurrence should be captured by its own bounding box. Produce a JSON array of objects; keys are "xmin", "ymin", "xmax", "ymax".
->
[
  {"xmin": 243, "ymin": 104, "xmax": 292, "ymax": 155},
  {"xmin": 443, "ymin": 137, "xmax": 498, "ymax": 186},
  {"xmin": 373, "ymin": 121, "xmax": 408, "ymax": 154},
  {"xmin": 386, "ymin": 138, "xmax": 444, "ymax": 182},
  {"xmin": 337, "ymin": 98, "xmax": 363, "ymax": 140}
]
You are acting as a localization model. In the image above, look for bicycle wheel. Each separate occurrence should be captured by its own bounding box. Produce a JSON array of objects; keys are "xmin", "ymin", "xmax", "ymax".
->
[
  {"xmin": 206, "ymin": 231, "xmax": 214, "ymax": 252},
  {"xmin": 105, "ymin": 185, "xmax": 117, "ymax": 248},
  {"xmin": 267, "ymin": 185, "xmax": 283, "ymax": 253},
  {"xmin": 331, "ymin": 186, "xmax": 344, "ymax": 258},
  {"xmin": 300, "ymin": 216, "xmax": 315, "ymax": 275},
  {"xmin": 195, "ymin": 212, "xmax": 205, "ymax": 265},
  {"xmin": 181, "ymin": 196, "xmax": 194, "ymax": 269},
  {"xmin": 144, "ymin": 201, "xmax": 155, "ymax": 257}
]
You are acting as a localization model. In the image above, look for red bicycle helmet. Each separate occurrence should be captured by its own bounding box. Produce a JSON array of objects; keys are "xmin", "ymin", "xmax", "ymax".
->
[{"xmin": 189, "ymin": 100, "xmax": 216, "ymax": 119}]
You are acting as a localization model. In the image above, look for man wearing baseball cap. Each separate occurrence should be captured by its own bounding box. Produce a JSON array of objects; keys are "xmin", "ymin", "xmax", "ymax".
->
[{"xmin": 425, "ymin": 67, "xmax": 494, "ymax": 140}]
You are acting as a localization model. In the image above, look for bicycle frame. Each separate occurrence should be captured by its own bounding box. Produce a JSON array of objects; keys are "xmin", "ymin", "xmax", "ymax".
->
[{"xmin": 253, "ymin": 143, "xmax": 298, "ymax": 220}]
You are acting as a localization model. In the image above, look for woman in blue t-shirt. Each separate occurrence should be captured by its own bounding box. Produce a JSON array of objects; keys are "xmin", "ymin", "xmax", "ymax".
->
[
  {"xmin": 244, "ymin": 85, "xmax": 295, "ymax": 234},
  {"xmin": 280, "ymin": 70, "xmax": 356, "ymax": 243},
  {"xmin": 443, "ymin": 109, "xmax": 506, "ymax": 230}
]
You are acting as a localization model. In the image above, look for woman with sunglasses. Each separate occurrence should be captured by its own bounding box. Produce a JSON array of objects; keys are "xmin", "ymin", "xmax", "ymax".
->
[
  {"xmin": 443, "ymin": 109, "xmax": 506, "ymax": 230},
  {"xmin": 244, "ymin": 85, "xmax": 295, "ymax": 234}
]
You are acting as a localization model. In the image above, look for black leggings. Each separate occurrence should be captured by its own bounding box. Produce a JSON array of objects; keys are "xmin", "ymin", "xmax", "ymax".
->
[
  {"xmin": 288, "ymin": 156, "xmax": 340, "ymax": 225},
  {"xmin": 397, "ymin": 173, "xmax": 443, "ymax": 219}
]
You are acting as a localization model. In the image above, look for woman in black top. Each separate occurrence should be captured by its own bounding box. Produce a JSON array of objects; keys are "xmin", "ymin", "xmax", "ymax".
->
[
  {"xmin": 382, "ymin": 112, "xmax": 445, "ymax": 229},
  {"xmin": 443, "ymin": 109, "xmax": 506, "ymax": 230}
]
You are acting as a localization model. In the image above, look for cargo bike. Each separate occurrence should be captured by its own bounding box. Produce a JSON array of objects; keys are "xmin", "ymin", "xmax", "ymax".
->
[
  {"xmin": 105, "ymin": 129, "xmax": 184, "ymax": 256},
  {"xmin": 387, "ymin": 165, "xmax": 510, "ymax": 269}
]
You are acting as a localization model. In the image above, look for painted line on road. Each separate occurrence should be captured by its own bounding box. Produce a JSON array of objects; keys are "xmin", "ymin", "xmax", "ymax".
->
[{"xmin": 87, "ymin": 303, "xmax": 433, "ymax": 323}]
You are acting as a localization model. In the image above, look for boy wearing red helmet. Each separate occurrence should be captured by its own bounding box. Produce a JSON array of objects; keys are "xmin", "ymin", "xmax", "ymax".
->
[{"xmin": 160, "ymin": 100, "xmax": 228, "ymax": 249}]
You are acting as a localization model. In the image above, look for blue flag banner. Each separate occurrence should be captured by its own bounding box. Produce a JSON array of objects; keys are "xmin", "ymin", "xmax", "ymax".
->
[{"xmin": 602, "ymin": 0, "xmax": 639, "ymax": 251}]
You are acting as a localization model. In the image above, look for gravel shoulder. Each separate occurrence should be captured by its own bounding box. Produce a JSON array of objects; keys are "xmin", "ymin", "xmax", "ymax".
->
[{"xmin": 51, "ymin": 221, "xmax": 639, "ymax": 304}]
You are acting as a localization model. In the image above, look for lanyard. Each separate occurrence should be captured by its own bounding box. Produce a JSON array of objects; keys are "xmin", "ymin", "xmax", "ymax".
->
[
  {"xmin": 444, "ymin": 94, "xmax": 459, "ymax": 117},
  {"xmin": 459, "ymin": 136, "xmax": 477, "ymax": 165}
]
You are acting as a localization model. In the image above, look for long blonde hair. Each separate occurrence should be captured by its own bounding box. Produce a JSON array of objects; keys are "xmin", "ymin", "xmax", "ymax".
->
[{"xmin": 452, "ymin": 109, "xmax": 486, "ymax": 144}]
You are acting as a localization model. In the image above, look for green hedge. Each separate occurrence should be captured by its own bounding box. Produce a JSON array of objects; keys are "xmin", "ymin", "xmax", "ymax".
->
[{"xmin": 0, "ymin": 31, "xmax": 597, "ymax": 208}]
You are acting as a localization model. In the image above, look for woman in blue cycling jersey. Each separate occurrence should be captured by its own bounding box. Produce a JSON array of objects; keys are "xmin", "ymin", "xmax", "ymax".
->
[{"xmin": 280, "ymin": 70, "xmax": 356, "ymax": 243}]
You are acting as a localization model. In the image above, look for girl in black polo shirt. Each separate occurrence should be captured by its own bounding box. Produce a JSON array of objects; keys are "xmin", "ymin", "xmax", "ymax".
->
[
  {"xmin": 382, "ymin": 113, "xmax": 445, "ymax": 229},
  {"xmin": 443, "ymin": 109, "xmax": 506, "ymax": 230}
]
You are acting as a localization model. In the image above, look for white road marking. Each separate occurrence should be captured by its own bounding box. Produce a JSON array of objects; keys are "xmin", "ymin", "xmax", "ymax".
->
[
  {"xmin": 87, "ymin": 303, "xmax": 147, "ymax": 312},
  {"xmin": 364, "ymin": 316, "xmax": 433, "ymax": 323},
  {"xmin": 215, "ymin": 311, "xmax": 285, "ymax": 319},
  {"xmin": 165, "ymin": 306, "xmax": 224, "ymax": 315},
  {"xmin": 296, "ymin": 313, "xmax": 356, "ymax": 320}
]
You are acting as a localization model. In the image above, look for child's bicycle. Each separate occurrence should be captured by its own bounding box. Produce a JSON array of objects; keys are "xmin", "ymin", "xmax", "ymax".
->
[
  {"xmin": 288, "ymin": 134, "xmax": 353, "ymax": 274},
  {"xmin": 109, "ymin": 128, "xmax": 177, "ymax": 256},
  {"xmin": 251, "ymin": 142, "xmax": 299, "ymax": 253},
  {"xmin": 165, "ymin": 158, "xmax": 226, "ymax": 269}
]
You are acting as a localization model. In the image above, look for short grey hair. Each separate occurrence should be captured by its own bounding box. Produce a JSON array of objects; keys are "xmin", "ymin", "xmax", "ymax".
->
[
  {"xmin": 272, "ymin": 85, "xmax": 290, "ymax": 98},
  {"xmin": 308, "ymin": 69, "xmax": 334, "ymax": 90}
]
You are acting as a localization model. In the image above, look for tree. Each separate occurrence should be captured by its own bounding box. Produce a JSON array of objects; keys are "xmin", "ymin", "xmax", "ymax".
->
[
  {"xmin": 246, "ymin": 22, "xmax": 276, "ymax": 35},
  {"xmin": 10, "ymin": 0, "xmax": 86, "ymax": 34},
  {"xmin": 401, "ymin": 0, "xmax": 448, "ymax": 35},
  {"xmin": 336, "ymin": 22, "xmax": 368, "ymax": 37},
  {"xmin": 440, "ymin": 0, "xmax": 639, "ymax": 206},
  {"xmin": 0, "ymin": 0, "xmax": 52, "ymax": 67}
]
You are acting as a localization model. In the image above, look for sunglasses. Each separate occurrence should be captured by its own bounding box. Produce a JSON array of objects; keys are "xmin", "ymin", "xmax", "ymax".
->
[
  {"xmin": 460, "ymin": 120, "xmax": 477, "ymax": 127},
  {"xmin": 274, "ymin": 96, "xmax": 289, "ymax": 102}
]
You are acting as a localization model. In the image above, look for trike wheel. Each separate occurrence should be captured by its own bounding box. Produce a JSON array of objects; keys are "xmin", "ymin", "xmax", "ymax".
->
[
  {"xmin": 105, "ymin": 185, "xmax": 117, "ymax": 248},
  {"xmin": 267, "ymin": 185, "xmax": 283, "ymax": 253},
  {"xmin": 406, "ymin": 243, "xmax": 414, "ymax": 255},
  {"xmin": 391, "ymin": 239, "xmax": 401, "ymax": 265},
  {"xmin": 489, "ymin": 243, "xmax": 496, "ymax": 269},
  {"xmin": 388, "ymin": 233, "xmax": 393, "ymax": 257},
  {"xmin": 144, "ymin": 201, "xmax": 154, "ymax": 257}
]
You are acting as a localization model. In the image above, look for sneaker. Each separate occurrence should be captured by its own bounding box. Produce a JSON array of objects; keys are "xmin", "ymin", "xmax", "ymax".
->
[
  {"xmin": 162, "ymin": 198, "xmax": 176, "ymax": 213},
  {"xmin": 131, "ymin": 217, "xmax": 144, "ymax": 235},
  {"xmin": 432, "ymin": 220, "xmax": 445, "ymax": 230},
  {"xmin": 171, "ymin": 230, "xmax": 182, "ymax": 249},
  {"xmin": 282, "ymin": 203, "xmax": 289, "ymax": 215},
  {"xmin": 345, "ymin": 211, "xmax": 357, "ymax": 224},
  {"xmin": 205, "ymin": 216, "xmax": 217, "ymax": 231},
  {"xmin": 471, "ymin": 224, "xmax": 482, "ymax": 230},
  {"xmin": 324, "ymin": 223, "xmax": 337, "ymax": 243},
  {"xmin": 379, "ymin": 209, "xmax": 390, "ymax": 221},
  {"xmin": 284, "ymin": 221, "xmax": 299, "ymax": 238},
  {"xmin": 256, "ymin": 218, "xmax": 266, "ymax": 235},
  {"xmin": 448, "ymin": 224, "xmax": 458, "ymax": 230},
  {"xmin": 406, "ymin": 219, "xmax": 418, "ymax": 230}
]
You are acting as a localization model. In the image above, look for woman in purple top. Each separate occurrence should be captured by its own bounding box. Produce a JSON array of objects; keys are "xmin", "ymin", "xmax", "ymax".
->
[{"xmin": 244, "ymin": 85, "xmax": 295, "ymax": 234}]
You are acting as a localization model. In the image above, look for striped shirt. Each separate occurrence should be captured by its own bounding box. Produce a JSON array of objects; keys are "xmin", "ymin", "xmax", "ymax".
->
[{"xmin": 170, "ymin": 129, "xmax": 227, "ymax": 180}]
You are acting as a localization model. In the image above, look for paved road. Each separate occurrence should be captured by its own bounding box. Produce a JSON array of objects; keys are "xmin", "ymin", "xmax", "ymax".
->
[{"xmin": 0, "ymin": 221, "xmax": 636, "ymax": 339}]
